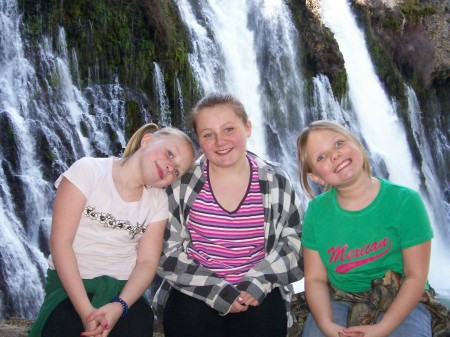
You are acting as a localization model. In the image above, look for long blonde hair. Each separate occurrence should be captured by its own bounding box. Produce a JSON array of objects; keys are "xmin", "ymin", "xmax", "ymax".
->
[
  {"xmin": 297, "ymin": 120, "xmax": 371, "ymax": 198},
  {"xmin": 121, "ymin": 123, "xmax": 195, "ymax": 165}
]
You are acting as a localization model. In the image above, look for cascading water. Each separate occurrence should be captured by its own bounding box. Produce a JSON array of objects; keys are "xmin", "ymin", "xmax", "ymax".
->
[
  {"xmin": 320, "ymin": 0, "xmax": 418, "ymax": 185},
  {"xmin": 177, "ymin": 0, "xmax": 450, "ymax": 301},
  {"xmin": 247, "ymin": 0, "xmax": 306, "ymax": 187},
  {"xmin": 0, "ymin": 0, "xmax": 51, "ymax": 318},
  {"xmin": 153, "ymin": 62, "xmax": 172, "ymax": 126},
  {"xmin": 405, "ymin": 85, "xmax": 450, "ymax": 299}
]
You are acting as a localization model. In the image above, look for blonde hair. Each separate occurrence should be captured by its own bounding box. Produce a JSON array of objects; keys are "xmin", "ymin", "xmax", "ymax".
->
[
  {"xmin": 187, "ymin": 92, "xmax": 248, "ymax": 134},
  {"xmin": 296, "ymin": 120, "xmax": 371, "ymax": 198},
  {"xmin": 121, "ymin": 123, "xmax": 195, "ymax": 164}
]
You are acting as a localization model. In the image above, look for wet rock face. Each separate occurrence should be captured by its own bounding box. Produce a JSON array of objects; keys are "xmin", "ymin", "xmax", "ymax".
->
[
  {"xmin": 364, "ymin": 0, "xmax": 449, "ymax": 87},
  {"xmin": 421, "ymin": 0, "xmax": 450, "ymax": 85},
  {"xmin": 302, "ymin": 0, "xmax": 448, "ymax": 89}
]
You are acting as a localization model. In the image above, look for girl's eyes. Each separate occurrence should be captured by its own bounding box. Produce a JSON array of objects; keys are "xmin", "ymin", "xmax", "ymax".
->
[
  {"xmin": 167, "ymin": 150, "xmax": 174, "ymax": 159},
  {"xmin": 315, "ymin": 139, "xmax": 345, "ymax": 162},
  {"xmin": 201, "ymin": 128, "xmax": 233, "ymax": 138},
  {"xmin": 173, "ymin": 168, "xmax": 180, "ymax": 177}
]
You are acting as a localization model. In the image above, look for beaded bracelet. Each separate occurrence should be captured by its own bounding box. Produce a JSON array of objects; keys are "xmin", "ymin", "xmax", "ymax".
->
[{"xmin": 111, "ymin": 296, "xmax": 129, "ymax": 318}]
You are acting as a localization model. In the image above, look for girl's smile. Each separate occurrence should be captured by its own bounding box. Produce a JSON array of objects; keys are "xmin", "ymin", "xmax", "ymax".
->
[{"xmin": 333, "ymin": 158, "xmax": 352, "ymax": 173}]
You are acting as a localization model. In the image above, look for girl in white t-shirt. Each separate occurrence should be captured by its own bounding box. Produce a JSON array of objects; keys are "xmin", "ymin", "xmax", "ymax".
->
[{"xmin": 29, "ymin": 123, "xmax": 195, "ymax": 337}]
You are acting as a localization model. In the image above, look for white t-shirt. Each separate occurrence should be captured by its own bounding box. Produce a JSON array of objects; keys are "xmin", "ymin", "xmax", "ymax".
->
[{"xmin": 47, "ymin": 156, "xmax": 168, "ymax": 280}]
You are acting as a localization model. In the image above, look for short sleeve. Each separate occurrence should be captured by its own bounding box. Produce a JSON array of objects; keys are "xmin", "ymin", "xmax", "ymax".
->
[
  {"xmin": 146, "ymin": 188, "xmax": 169, "ymax": 224},
  {"xmin": 399, "ymin": 189, "xmax": 434, "ymax": 249},
  {"xmin": 301, "ymin": 200, "xmax": 317, "ymax": 250},
  {"xmin": 54, "ymin": 157, "xmax": 98, "ymax": 198}
]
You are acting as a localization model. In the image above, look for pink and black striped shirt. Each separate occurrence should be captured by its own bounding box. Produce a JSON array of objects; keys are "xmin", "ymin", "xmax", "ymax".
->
[{"xmin": 186, "ymin": 155, "xmax": 265, "ymax": 285}]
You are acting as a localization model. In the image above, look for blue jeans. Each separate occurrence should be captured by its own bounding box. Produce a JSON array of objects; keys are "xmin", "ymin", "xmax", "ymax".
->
[{"xmin": 302, "ymin": 300, "xmax": 432, "ymax": 337}]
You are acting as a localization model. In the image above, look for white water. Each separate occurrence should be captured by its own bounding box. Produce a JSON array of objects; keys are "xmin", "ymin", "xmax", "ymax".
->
[
  {"xmin": 153, "ymin": 62, "xmax": 172, "ymax": 126},
  {"xmin": 320, "ymin": 0, "xmax": 419, "ymax": 186},
  {"xmin": 405, "ymin": 86, "xmax": 450, "ymax": 297},
  {"xmin": 0, "ymin": 0, "xmax": 50, "ymax": 318}
]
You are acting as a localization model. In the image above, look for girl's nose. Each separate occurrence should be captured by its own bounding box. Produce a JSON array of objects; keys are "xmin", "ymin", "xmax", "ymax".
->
[
  {"xmin": 215, "ymin": 133, "xmax": 226, "ymax": 145},
  {"xmin": 331, "ymin": 150, "xmax": 341, "ymax": 161}
]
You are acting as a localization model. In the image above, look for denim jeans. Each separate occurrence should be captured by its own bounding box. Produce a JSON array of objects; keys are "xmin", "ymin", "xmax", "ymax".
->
[{"xmin": 302, "ymin": 300, "xmax": 432, "ymax": 337}]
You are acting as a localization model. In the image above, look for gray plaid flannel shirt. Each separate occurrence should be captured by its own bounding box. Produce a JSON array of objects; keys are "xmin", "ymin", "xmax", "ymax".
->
[{"xmin": 153, "ymin": 152, "xmax": 304, "ymax": 326}]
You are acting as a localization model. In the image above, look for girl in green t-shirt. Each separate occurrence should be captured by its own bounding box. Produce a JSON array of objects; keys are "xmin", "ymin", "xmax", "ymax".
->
[{"xmin": 296, "ymin": 120, "xmax": 439, "ymax": 337}]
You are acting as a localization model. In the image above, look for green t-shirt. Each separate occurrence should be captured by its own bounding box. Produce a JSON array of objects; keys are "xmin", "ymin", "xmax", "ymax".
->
[{"xmin": 302, "ymin": 178, "xmax": 433, "ymax": 292}]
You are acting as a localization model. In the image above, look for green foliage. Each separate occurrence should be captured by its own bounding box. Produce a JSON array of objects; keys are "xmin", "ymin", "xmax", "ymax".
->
[
  {"xmin": 401, "ymin": 0, "xmax": 437, "ymax": 24},
  {"xmin": 377, "ymin": 7, "xmax": 403, "ymax": 32},
  {"xmin": 330, "ymin": 69, "xmax": 348, "ymax": 101},
  {"xmin": 125, "ymin": 100, "xmax": 142, "ymax": 140},
  {"xmin": 286, "ymin": 0, "xmax": 347, "ymax": 101},
  {"xmin": 138, "ymin": 0, "xmax": 198, "ymax": 110},
  {"xmin": 44, "ymin": 150, "xmax": 56, "ymax": 162},
  {"xmin": 17, "ymin": 0, "xmax": 199, "ymax": 129}
]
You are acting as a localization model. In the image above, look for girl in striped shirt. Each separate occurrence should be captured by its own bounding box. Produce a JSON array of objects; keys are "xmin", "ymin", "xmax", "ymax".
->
[{"xmin": 154, "ymin": 93, "xmax": 304, "ymax": 337}]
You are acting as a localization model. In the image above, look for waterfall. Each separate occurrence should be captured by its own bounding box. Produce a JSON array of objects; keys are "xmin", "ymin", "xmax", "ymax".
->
[
  {"xmin": 320, "ymin": 0, "xmax": 418, "ymax": 185},
  {"xmin": 311, "ymin": 75, "xmax": 356, "ymax": 127},
  {"xmin": 175, "ymin": 78, "xmax": 186, "ymax": 126},
  {"xmin": 405, "ymin": 85, "xmax": 450, "ymax": 297},
  {"xmin": 0, "ymin": 0, "xmax": 51, "ymax": 318},
  {"xmin": 153, "ymin": 62, "xmax": 172, "ymax": 126}
]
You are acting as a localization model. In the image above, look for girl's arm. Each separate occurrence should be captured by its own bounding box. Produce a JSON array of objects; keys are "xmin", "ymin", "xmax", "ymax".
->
[
  {"xmin": 83, "ymin": 218, "xmax": 167, "ymax": 336},
  {"xmin": 238, "ymin": 173, "xmax": 303, "ymax": 304},
  {"xmin": 343, "ymin": 241, "xmax": 431, "ymax": 337},
  {"xmin": 304, "ymin": 248, "xmax": 348, "ymax": 337},
  {"xmin": 50, "ymin": 178, "xmax": 100, "ymax": 332}
]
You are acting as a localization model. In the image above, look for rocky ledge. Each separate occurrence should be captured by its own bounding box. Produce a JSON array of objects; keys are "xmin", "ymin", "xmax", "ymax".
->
[{"xmin": 0, "ymin": 318, "xmax": 165, "ymax": 337}]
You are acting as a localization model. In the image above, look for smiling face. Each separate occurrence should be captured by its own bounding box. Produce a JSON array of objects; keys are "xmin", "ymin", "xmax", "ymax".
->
[
  {"xmin": 139, "ymin": 134, "xmax": 194, "ymax": 188},
  {"xmin": 195, "ymin": 103, "xmax": 251, "ymax": 170},
  {"xmin": 306, "ymin": 129, "xmax": 365, "ymax": 189}
]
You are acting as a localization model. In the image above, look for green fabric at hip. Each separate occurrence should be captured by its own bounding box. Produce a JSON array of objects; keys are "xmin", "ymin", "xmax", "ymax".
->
[{"xmin": 28, "ymin": 269, "xmax": 126, "ymax": 337}]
